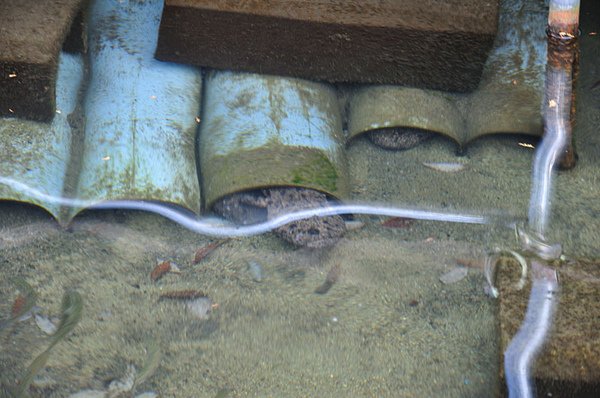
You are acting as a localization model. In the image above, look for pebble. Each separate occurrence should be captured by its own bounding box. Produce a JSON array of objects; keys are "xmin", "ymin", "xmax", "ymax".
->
[
  {"xmin": 214, "ymin": 187, "xmax": 346, "ymax": 248},
  {"xmin": 98, "ymin": 309, "xmax": 113, "ymax": 321},
  {"xmin": 69, "ymin": 391, "xmax": 157, "ymax": 398},
  {"xmin": 186, "ymin": 297, "xmax": 213, "ymax": 319},
  {"xmin": 247, "ymin": 260, "xmax": 264, "ymax": 282},
  {"xmin": 439, "ymin": 267, "xmax": 468, "ymax": 284},
  {"xmin": 68, "ymin": 364, "xmax": 157, "ymax": 398},
  {"xmin": 34, "ymin": 313, "xmax": 58, "ymax": 335},
  {"xmin": 107, "ymin": 364, "xmax": 136, "ymax": 394},
  {"xmin": 344, "ymin": 220, "xmax": 365, "ymax": 231},
  {"xmin": 422, "ymin": 162, "xmax": 466, "ymax": 173},
  {"xmin": 68, "ymin": 390, "xmax": 107, "ymax": 398}
]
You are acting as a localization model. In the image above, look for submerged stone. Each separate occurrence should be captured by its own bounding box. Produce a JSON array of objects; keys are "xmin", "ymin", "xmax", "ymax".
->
[{"xmin": 214, "ymin": 187, "xmax": 346, "ymax": 249}]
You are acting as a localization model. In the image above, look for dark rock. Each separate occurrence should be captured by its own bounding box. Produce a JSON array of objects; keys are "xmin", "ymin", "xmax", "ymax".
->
[
  {"xmin": 213, "ymin": 190, "xmax": 268, "ymax": 226},
  {"xmin": 214, "ymin": 187, "xmax": 346, "ymax": 249},
  {"xmin": 368, "ymin": 127, "xmax": 434, "ymax": 150}
]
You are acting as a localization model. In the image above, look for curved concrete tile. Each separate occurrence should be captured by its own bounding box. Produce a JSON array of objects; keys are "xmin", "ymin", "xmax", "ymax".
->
[
  {"xmin": 0, "ymin": 53, "xmax": 83, "ymax": 219},
  {"xmin": 347, "ymin": 0, "xmax": 547, "ymax": 146},
  {"xmin": 347, "ymin": 86, "xmax": 464, "ymax": 143},
  {"xmin": 199, "ymin": 71, "xmax": 348, "ymax": 207},
  {"xmin": 72, "ymin": 0, "xmax": 203, "ymax": 219},
  {"xmin": 0, "ymin": 0, "xmax": 551, "ymax": 226}
]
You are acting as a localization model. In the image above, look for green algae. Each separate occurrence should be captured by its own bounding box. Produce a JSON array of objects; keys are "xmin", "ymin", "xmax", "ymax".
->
[
  {"xmin": 201, "ymin": 146, "xmax": 348, "ymax": 208},
  {"xmin": 132, "ymin": 339, "xmax": 161, "ymax": 392},
  {"xmin": 290, "ymin": 152, "xmax": 339, "ymax": 192},
  {"xmin": 12, "ymin": 290, "xmax": 82, "ymax": 398}
]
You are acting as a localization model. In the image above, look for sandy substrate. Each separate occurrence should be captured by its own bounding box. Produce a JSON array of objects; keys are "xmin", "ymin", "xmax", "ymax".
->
[
  {"xmin": 1, "ymin": 4, "xmax": 599, "ymax": 397},
  {"xmin": 1, "ymin": 112, "xmax": 600, "ymax": 396},
  {"xmin": 1, "ymin": 116, "xmax": 599, "ymax": 396},
  {"xmin": 0, "ymin": 202, "xmax": 500, "ymax": 397}
]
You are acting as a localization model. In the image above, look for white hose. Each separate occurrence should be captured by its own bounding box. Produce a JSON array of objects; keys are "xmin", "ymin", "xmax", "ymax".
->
[
  {"xmin": 506, "ymin": 2, "xmax": 578, "ymax": 395},
  {"xmin": 0, "ymin": 176, "xmax": 505, "ymax": 237},
  {"xmin": 527, "ymin": 67, "xmax": 570, "ymax": 236},
  {"xmin": 504, "ymin": 261, "xmax": 559, "ymax": 398}
]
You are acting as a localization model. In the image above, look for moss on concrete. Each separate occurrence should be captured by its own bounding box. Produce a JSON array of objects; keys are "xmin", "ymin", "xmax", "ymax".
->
[{"xmin": 201, "ymin": 146, "xmax": 348, "ymax": 208}]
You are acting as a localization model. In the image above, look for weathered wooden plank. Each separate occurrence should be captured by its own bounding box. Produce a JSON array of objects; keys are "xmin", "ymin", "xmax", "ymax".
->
[
  {"xmin": 156, "ymin": 0, "xmax": 499, "ymax": 92},
  {"xmin": 0, "ymin": 0, "xmax": 86, "ymax": 122}
]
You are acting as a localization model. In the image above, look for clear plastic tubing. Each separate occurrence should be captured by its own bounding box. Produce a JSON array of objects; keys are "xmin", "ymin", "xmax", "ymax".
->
[
  {"xmin": 0, "ymin": 176, "xmax": 497, "ymax": 236},
  {"xmin": 528, "ymin": 0, "xmax": 579, "ymax": 236},
  {"xmin": 507, "ymin": 1, "xmax": 579, "ymax": 397},
  {"xmin": 504, "ymin": 261, "xmax": 559, "ymax": 398},
  {"xmin": 527, "ymin": 63, "xmax": 572, "ymax": 236}
]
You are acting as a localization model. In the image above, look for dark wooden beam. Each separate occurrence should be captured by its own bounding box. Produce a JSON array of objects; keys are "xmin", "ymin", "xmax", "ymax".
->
[
  {"xmin": 156, "ymin": 0, "xmax": 499, "ymax": 92},
  {"xmin": 0, "ymin": 0, "xmax": 87, "ymax": 122}
]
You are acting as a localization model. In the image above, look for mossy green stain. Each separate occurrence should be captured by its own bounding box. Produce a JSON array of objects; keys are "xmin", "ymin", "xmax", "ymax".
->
[
  {"xmin": 290, "ymin": 152, "xmax": 338, "ymax": 192},
  {"xmin": 201, "ymin": 146, "xmax": 347, "ymax": 207}
]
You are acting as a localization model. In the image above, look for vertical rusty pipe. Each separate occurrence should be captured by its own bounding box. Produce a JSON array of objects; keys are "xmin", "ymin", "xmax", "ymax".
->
[
  {"xmin": 548, "ymin": 0, "xmax": 580, "ymax": 36},
  {"xmin": 504, "ymin": 2, "xmax": 580, "ymax": 398},
  {"xmin": 528, "ymin": 0, "xmax": 580, "ymax": 236},
  {"xmin": 547, "ymin": 0, "xmax": 580, "ymax": 169}
]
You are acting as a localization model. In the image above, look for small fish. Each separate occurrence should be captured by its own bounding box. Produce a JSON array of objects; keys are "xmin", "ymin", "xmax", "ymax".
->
[
  {"xmin": 1, "ymin": 278, "xmax": 37, "ymax": 331},
  {"xmin": 159, "ymin": 291, "xmax": 215, "ymax": 320},
  {"xmin": 150, "ymin": 260, "xmax": 180, "ymax": 281},
  {"xmin": 193, "ymin": 239, "xmax": 229, "ymax": 264},
  {"xmin": 11, "ymin": 294, "xmax": 27, "ymax": 317},
  {"xmin": 159, "ymin": 290, "xmax": 207, "ymax": 300},
  {"xmin": 315, "ymin": 263, "xmax": 341, "ymax": 294},
  {"xmin": 456, "ymin": 258, "xmax": 485, "ymax": 270},
  {"xmin": 381, "ymin": 217, "xmax": 414, "ymax": 228},
  {"xmin": 422, "ymin": 162, "xmax": 466, "ymax": 173}
]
